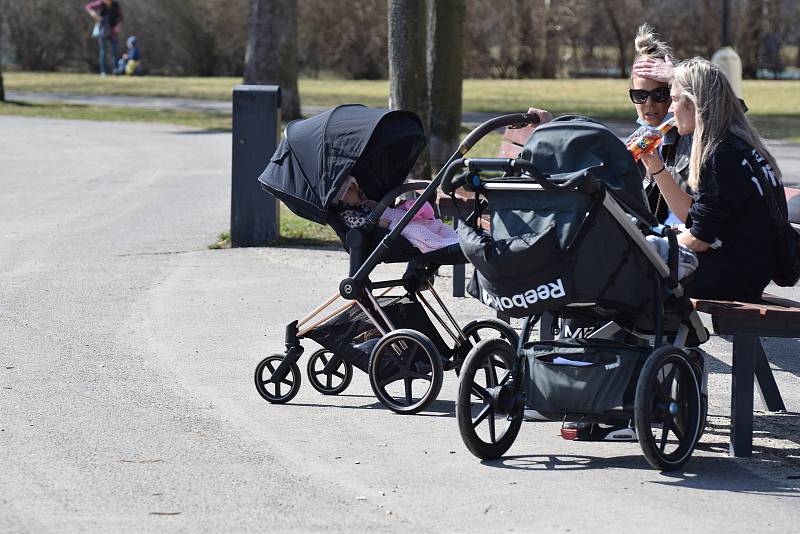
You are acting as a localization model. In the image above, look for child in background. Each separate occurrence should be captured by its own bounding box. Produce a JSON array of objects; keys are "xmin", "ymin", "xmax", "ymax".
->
[{"xmin": 115, "ymin": 36, "xmax": 142, "ymax": 75}]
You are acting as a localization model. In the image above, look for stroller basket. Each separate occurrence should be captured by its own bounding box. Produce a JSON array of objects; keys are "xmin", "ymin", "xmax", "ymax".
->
[
  {"xmin": 524, "ymin": 339, "xmax": 649, "ymax": 415},
  {"xmin": 304, "ymin": 295, "xmax": 448, "ymax": 370}
]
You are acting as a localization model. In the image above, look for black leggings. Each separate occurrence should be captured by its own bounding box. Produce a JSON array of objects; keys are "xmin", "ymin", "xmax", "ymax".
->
[{"xmin": 684, "ymin": 249, "xmax": 770, "ymax": 302}]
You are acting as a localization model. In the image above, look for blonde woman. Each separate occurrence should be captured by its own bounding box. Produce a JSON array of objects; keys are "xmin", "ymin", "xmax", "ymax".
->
[{"xmin": 654, "ymin": 57, "xmax": 785, "ymax": 300}]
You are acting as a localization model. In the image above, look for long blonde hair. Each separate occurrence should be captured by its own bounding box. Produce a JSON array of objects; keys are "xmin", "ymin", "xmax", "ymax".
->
[{"xmin": 672, "ymin": 57, "xmax": 781, "ymax": 190}]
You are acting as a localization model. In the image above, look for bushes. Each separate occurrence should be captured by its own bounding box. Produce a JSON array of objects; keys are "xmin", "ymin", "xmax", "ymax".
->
[{"xmin": 1, "ymin": 0, "xmax": 798, "ymax": 78}]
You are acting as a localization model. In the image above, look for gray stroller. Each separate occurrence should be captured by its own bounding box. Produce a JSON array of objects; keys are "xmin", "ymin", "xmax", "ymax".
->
[{"xmin": 442, "ymin": 116, "xmax": 710, "ymax": 471}]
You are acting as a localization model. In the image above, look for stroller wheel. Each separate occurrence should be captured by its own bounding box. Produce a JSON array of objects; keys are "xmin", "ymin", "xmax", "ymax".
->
[
  {"xmin": 634, "ymin": 345, "xmax": 702, "ymax": 471},
  {"xmin": 686, "ymin": 349, "xmax": 708, "ymax": 444},
  {"xmin": 457, "ymin": 338, "xmax": 522, "ymax": 460},
  {"xmin": 368, "ymin": 329, "xmax": 443, "ymax": 415},
  {"xmin": 456, "ymin": 318, "xmax": 520, "ymax": 374},
  {"xmin": 306, "ymin": 349, "xmax": 353, "ymax": 395},
  {"xmin": 254, "ymin": 354, "xmax": 302, "ymax": 404}
]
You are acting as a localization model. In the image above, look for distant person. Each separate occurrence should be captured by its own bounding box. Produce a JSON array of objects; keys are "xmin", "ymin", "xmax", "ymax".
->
[
  {"xmin": 114, "ymin": 36, "xmax": 142, "ymax": 76},
  {"xmin": 84, "ymin": 0, "xmax": 124, "ymax": 77}
]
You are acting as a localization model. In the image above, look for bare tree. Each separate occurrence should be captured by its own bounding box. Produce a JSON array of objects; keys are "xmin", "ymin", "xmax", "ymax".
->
[
  {"xmin": 244, "ymin": 0, "xmax": 301, "ymax": 120},
  {"xmin": 601, "ymin": 0, "xmax": 628, "ymax": 78},
  {"xmin": 388, "ymin": 0, "xmax": 430, "ymax": 178},
  {"xmin": 298, "ymin": 0, "xmax": 387, "ymax": 79},
  {"xmin": 427, "ymin": 0, "xmax": 464, "ymax": 168},
  {"xmin": 0, "ymin": 3, "xmax": 5, "ymax": 102}
]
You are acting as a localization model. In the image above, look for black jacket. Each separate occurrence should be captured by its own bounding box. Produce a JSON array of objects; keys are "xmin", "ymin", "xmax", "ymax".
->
[{"xmin": 684, "ymin": 134, "xmax": 778, "ymax": 300}]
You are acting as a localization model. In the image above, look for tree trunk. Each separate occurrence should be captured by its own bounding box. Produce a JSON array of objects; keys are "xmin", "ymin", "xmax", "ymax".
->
[
  {"xmin": 388, "ymin": 0, "xmax": 430, "ymax": 179},
  {"xmin": 539, "ymin": 0, "xmax": 560, "ymax": 79},
  {"xmin": 0, "ymin": 4, "xmax": 5, "ymax": 101},
  {"xmin": 741, "ymin": 0, "xmax": 765, "ymax": 78},
  {"xmin": 244, "ymin": 0, "xmax": 301, "ymax": 120},
  {"xmin": 601, "ymin": 0, "xmax": 627, "ymax": 78},
  {"xmin": 427, "ymin": 0, "xmax": 464, "ymax": 170}
]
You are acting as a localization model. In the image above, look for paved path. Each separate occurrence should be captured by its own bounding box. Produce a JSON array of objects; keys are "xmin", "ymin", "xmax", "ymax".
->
[{"xmin": 1, "ymin": 116, "xmax": 799, "ymax": 533}]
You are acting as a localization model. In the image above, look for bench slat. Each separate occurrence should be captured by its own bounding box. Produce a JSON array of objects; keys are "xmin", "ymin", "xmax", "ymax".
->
[
  {"xmin": 498, "ymin": 141, "xmax": 524, "ymax": 159},
  {"xmin": 502, "ymin": 124, "xmax": 537, "ymax": 147},
  {"xmin": 693, "ymin": 293, "xmax": 800, "ymax": 321}
]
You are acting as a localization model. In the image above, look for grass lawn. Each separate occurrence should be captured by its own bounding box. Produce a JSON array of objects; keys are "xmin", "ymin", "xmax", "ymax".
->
[
  {"xmin": 4, "ymin": 72, "xmax": 800, "ymax": 140},
  {"xmin": 0, "ymin": 99, "xmax": 232, "ymax": 130}
]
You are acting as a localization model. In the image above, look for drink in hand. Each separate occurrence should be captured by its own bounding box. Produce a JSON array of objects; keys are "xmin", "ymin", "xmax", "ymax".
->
[{"xmin": 627, "ymin": 117, "xmax": 676, "ymax": 160}]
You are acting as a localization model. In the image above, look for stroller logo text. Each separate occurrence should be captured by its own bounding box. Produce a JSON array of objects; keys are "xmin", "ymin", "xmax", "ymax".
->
[{"xmin": 482, "ymin": 278, "xmax": 566, "ymax": 310}]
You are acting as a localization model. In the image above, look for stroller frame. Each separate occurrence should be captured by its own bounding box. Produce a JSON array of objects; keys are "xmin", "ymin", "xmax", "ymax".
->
[
  {"xmin": 254, "ymin": 112, "xmax": 541, "ymax": 414},
  {"xmin": 441, "ymin": 133, "xmax": 710, "ymax": 471}
]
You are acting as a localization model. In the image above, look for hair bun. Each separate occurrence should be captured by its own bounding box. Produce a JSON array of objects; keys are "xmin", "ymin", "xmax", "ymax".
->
[{"xmin": 635, "ymin": 23, "xmax": 670, "ymax": 59}]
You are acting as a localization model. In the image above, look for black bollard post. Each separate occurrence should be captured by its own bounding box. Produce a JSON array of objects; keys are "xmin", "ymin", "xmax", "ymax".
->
[{"xmin": 231, "ymin": 85, "xmax": 281, "ymax": 247}]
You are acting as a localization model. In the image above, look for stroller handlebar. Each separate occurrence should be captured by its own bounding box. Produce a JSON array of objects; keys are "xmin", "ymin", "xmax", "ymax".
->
[
  {"xmin": 441, "ymin": 157, "xmax": 602, "ymax": 196},
  {"xmin": 459, "ymin": 112, "xmax": 541, "ymax": 154}
]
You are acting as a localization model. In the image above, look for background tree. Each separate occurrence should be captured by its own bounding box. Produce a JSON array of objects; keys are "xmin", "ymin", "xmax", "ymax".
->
[
  {"xmin": 427, "ymin": 0, "xmax": 464, "ymax": 168},
  {"xmin": 298, "ymin": 0, "xmax": 387, "ymax": 79},
  {"xmin": 1, "ymin": 0, "xmax": 798, "ymax": 80},
  {"xmin": 388, "ymin": 0, "xmax": 430, "ymax": 178},
  {"xmin": 0, "ymin": 3, "xmax": 5, "ymax": 102},
  {"xmin": 244, "ymin": 0, "xmax": 301, "ymax": 120}
]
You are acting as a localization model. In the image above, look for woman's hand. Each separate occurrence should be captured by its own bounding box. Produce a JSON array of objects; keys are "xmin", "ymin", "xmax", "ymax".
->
[
  {"xmin": 632, "ymin": 55, "xmax": 674, "ymax": 83},
  {"xmin": 640, "ymin": 150, "xmax": 665, "ymax": 178},
  {"xmin": 527, "ymin": 107, "xmax": 553, "ymax": 124}
]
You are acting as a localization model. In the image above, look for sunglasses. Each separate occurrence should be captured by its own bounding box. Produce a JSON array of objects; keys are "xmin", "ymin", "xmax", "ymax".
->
[{"xmin": 629, "ymin": 86, "xmax": 670, "ymax": 104}]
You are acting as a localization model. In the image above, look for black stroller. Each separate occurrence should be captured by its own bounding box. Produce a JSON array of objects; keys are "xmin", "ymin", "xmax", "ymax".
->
[
  {"xmin": 253, "ymin": 105, "xmax": 537, "ymax": 414},
  {"xmin": 441, "ymin": 116, "xmax": 710, "ymax": 470}
]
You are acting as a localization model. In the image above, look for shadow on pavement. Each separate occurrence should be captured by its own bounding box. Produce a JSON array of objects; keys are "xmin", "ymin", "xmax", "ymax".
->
[
  {"xmin": 485, "ymin": 453, "xmax": 800, "ymax": 496},
  {"xmin": 288, "ymin": 397, "xmax": 457, "ymax": 418}
]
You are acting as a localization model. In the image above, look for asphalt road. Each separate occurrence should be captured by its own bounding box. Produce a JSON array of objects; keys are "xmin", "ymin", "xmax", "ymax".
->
[{"xmin": 1, "ymin": 116, "xmax": 798, "ymax": 532}]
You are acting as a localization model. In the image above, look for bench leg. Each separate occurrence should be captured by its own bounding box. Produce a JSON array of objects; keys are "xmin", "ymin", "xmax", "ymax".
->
[
  {"xmin": 730, "ymin": 334, "xmax": 756, "ymax": 457},
  {"xmin": 452, "ymin": 263, "xmax": 465, "ymax": 297},
  {"xmin": 753, "ymin": 338, "xmax": 787, "ymax": 412}
]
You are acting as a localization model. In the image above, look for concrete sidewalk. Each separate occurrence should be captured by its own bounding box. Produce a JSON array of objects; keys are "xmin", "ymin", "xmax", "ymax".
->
[{"xmin": 1, "ymin": 115, "xmax": 798, "ymax": 533}]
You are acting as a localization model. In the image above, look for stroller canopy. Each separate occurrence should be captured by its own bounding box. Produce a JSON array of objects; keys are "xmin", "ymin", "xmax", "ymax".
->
[
  {"xmin": 522, "ymin": 116, "xmax": 657, "ymax": 226},
  {"xmin": 258, "ymin": 104, "xmax": 427, "ymax": 224}
]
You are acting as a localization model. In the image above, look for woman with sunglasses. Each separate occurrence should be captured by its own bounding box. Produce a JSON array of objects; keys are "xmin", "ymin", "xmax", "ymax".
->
[
  {"xmin": 627, "ymin": 24, "xmax": 692, "ymax": 226},
  {"xmin": 656, "ymin": 57, "xmax": 784, "ymax": 300}
]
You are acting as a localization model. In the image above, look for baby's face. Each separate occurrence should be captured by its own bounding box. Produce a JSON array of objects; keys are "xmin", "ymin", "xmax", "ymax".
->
[{"xmin": 341, "ymin": 183, "xmax": 365, "ymax": 205}]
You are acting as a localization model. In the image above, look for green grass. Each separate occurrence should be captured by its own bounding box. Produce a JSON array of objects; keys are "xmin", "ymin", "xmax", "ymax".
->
[
  {"xmin": 276, "ymin": 205, "xmax": 338, "ymax": 246},
  {"xmin": 207, "ymin": 208, "xmax": 340, "ymax": 249},
  {"xmin": 4, "ymin": 72, "xmax": 799, "ymax": 140},
  {"xmin": 0, "ymin": 100, "xmax": 232, "ymax": 130}
]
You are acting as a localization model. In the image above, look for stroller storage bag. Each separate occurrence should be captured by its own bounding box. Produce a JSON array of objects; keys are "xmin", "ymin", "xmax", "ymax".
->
[
  {"xmin": 305, "ymin": 295, "xmax": 449, "ymax": 371},
  {"xmin": 524, "ymin": 339, "xmax": 649, "ymax": 414}
]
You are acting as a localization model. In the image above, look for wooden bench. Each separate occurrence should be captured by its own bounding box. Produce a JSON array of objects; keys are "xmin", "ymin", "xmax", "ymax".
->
[{"xmin": 693, "ymin": 294, "xmax": 798, "ymax": 457}]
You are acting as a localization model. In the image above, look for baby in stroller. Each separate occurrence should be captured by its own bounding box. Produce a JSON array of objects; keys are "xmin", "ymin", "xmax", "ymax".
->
[
  {"xmin": 252, "ymin": 105, "xmax": 527, "ymax": 414},
  {"xmin": 334, "ymin": 175, "xmax": 459, "ymax": 253},
  {"xmin": 442, "ymin": 115, "xmax": 710, "ymax": 470}
]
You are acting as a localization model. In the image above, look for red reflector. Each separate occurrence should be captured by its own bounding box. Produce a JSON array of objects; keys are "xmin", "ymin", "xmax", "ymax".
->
[{"xmin": 561, "ymin": 428, "xmax": 578, "ymax": 440}]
